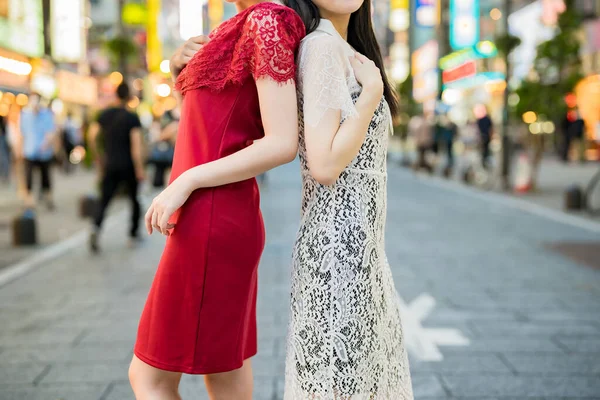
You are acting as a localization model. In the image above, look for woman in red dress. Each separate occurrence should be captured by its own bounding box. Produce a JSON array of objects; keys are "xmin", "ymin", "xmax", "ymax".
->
[{"xmin": 128, "ymin": 2, "xmax": 305, "ymax": 399}]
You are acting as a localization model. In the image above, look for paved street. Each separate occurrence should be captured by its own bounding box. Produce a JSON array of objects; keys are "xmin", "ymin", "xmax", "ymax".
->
[{"xmin": 0, "ymin": 161, "xmax": 599, "ymax": 400}]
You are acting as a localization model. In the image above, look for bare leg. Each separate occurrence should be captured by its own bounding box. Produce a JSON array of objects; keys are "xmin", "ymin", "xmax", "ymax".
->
[
  {"xmin": 129, "ymin": 355, "xmax": 182, "ymax": 400},
  {"xmin": 204, "ymin": 359, "xmax": 253, "ymax": 400}
]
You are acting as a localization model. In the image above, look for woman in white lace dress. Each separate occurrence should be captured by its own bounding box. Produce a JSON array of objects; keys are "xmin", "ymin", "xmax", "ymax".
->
[{"xmin": 283, "ymin": 0, "xmax": 414, "ymax": 398}]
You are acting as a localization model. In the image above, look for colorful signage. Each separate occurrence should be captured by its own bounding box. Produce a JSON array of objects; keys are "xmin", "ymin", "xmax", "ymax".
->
[
  {"xmin": 442, "ymin": 71, "xmax": 505, "ymax": 90},
  {"xmin": 442, "ymin": 60, "xmax": 476, "ymax": 84},
  {"xmin": 57, "ymin": 70, "xmax": 98, "ymax": 105},
  {"xmin": 147, "ymin": 0, "xmax": 162, "ymax": 72},
  {"xmin": 412, "ymin": 40, "xmax": 439, "ymax": 102},
  {"xmin": 51, "ymin": 0, "xmax": 85, "ymax": 62},
  {"xmin": 449, "ymin": 0, "xmax": 480, "ymax": 50},
  {"xmin": 439, "ymin": 40, "xmax": 497, "ymax": 70},
  {"xmin": 0, "ymin": 0, "xmax": 44, "ymax": 58},
  {"xmin": 415, "ymin": 0, "xmax": 438, "ymax": 27}
]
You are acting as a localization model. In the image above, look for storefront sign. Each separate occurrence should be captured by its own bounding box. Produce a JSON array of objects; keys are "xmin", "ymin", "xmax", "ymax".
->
[
  {"xmin": 442, "ymin": 71, "xmax": 504, "ymax": 90},
  {"xmin": 442, "ymin": 60, "xmax": 476, "ymax": 84},
  {"xmin": 412, "ymin": 40, "xmax": 439, "ymax": 102},
  {"xmin": 147, "ymin": 0, "xmax": 162, "ymax": 72},
  {"xmin": 415, "ymin": 0, "xmax": 438, "ymax": 27},
  {"xmin": 180, "ymin": 0, "xmax": 205, "ymax": 39},
  {"xmin": 57, "ymin": 70, "xmax": 98, "ymax": 105},
  {"xmin": 0, "ymin": 48, "xmax": 31, "ymax": 91},
  {"xmin": 449, "ymin": 0, "xmax": 479, "ymax": 50},
  {"xmin": 0, "ymin": 0, "xmax": 44, "ymax": 58},
  {"xmin": 439, "ymin": 41, "xmax": 497, "ymax": 70},
  {"xmin": 51, "ymin": 0, "xmax": 85, "ymax": 62}
]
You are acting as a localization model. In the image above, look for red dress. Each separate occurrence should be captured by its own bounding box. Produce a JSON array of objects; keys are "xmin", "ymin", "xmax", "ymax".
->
[{"xmin": 134, "ymin": 2, "xmax": 304, "ymax": 374}]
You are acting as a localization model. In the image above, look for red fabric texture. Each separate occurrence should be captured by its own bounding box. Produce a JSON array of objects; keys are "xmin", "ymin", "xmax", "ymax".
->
[
  {"xmin": 175, "ymin": 1, "xmax": 305, "ymax": 94},
  {"xmin": 134, "ymin": 2, "xmax": 304, "ymax": 374}
]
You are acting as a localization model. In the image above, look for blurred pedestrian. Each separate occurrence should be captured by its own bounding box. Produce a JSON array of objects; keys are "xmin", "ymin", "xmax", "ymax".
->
[
  {"xmin": 88, "ymin": 82, "xmax": 145, "ymax": 252},
  {"xmin": 60, "ymin": 112, "xmax": 81, "ymax": 174},
  {"xmin": 0, "ymin": 114, "xmax": 9, "ymax": 184},
  {"xmin": 148, "ymin": 109, "xmax": 178, "ymax": 188},
  {"xmin": 563, "ymin": 109, "xmax": 586, "ymax": 163},
  {"xmin": 20, "ymin": 92, "xmax": 57, "ymax": 210},
  {"xmin": 477, "ymin": 108, "xmax": 494, "ymax": 169},
  {"xmin": 437, "ymin": 113, "xmax": 458, "ymax": 176},
  {"xmin": 409, "ymin": 113, "xmax": 433, "ymax": 173}
]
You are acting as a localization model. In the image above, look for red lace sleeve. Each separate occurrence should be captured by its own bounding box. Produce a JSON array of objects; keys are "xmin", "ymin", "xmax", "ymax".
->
[
  {"xmin": 243, "ymin": 5, "xmax": 305, "ymax": 83},
  {"xmin": 175, "ymin": 3, "xmax": 304, "ymax": 95}
]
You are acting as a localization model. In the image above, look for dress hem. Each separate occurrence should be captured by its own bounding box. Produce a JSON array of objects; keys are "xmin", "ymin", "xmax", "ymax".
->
[{"xmin": 134, "ymin": 349, "xmax": 257, "ymax": 375}]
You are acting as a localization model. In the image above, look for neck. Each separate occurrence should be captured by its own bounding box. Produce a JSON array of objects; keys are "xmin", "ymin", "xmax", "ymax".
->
[
  {"xmin": 235, "ymin": 0, "xmax": 265, "ymax": 12},
  {"xmin": 320, "ymin": 12, "xmax": 351, "ymax": 40}
]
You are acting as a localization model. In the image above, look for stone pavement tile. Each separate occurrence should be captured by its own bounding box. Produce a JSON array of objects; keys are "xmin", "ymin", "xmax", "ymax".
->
[
  {"xmin": 0, "ymin": 342, "xmax": 133, "ymax": 363},
  {"xmin": 0, "ymin": 363, "xmax": 48, "ymax": 384},
  {"xmin": 468, "ymin": 321, "xmax": 600, "ymax": 337},
  {"xmin": 521, "ymin": 310, "xmax": 600, "ymax": 323},
  {"xmin": 557, "ymin": 338, "xmax": 600, "ymax": 353},
  {"xmin": 425, "ymin": 307, "xmax": 522, "ymax": 323},
  {"xmin": 410, "ymin": 374, "xmax": 447, "ymax": 397},
  {"xmin": 441, "ymin": 375, "xmax": 600, "ymax": 397},
  {"xmin": 40, "ymin": 361, "xmax": 129, "ymax": 384},
  {"xmin": 503, "ymin": 354, "xmax": 600, "ymax": 375},
  {"xmin": 409, "ymin": 354, "xmax": 511, "ymax": 373},
  {"xmin": 80, "ymin": 323, "xmax": 139, "ymax": 345},
  {"xmin": 0, "ymin": 383, "xmax": 106, "ymax": 400},
  {"xmin": 439, "ymin": 338, "xmax": 564, "ymax": 354},
  {"xmin": 0, "ymin": 326, "xmax": 85, "ymax": 347},
  {"xmin": 107, "ymin": 377, "xmax": 278, "ymax": 400}
]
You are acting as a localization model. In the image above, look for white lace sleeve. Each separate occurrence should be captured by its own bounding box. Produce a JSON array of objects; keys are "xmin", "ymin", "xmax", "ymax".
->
[{"xmin": 297, "ymin": 35, "xmax": 359, "ymax": 127}]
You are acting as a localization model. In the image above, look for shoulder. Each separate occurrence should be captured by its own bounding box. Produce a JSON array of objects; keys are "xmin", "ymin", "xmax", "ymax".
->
[
  {"xmin": 243, "ymin": 3, "xmax": 305, "ymax": 45},
  {"xmin": 299, "ymin": 31, "xmax": 345, "ymax": 63}
]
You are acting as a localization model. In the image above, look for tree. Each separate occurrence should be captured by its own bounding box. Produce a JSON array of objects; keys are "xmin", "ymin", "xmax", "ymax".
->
[{"xmin": 511, "ymin": 0, "xmax": 583, "ymax": 189}]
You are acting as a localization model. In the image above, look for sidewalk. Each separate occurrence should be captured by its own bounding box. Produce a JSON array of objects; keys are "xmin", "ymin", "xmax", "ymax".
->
[
  {"xmin": 512, "ymin": 157, "xmax": 598, "ymax": 215},
  {"xmin": 0, "ymin": 161, "xmax": 598, "ymax": 399},
  {"xmin": 389, "ymin": 137, "xmax": 599, "ymax": 221},
  {"xmin": 0, "ymin": 167, "xmax": 136, "ymax": 270}
]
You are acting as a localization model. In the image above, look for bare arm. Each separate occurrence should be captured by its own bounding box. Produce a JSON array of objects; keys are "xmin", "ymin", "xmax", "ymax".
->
[
  {"xmin": 87, "ymin": 122, "xmax": 101, "ymax": 162},
  {"xmin": 130, "ymin": 127, "xmax": 145, "ymax": 180},
  {"xmin": 305, "ymin": 53, "xmax": 384, "ymax": 186},
  {"xmin": 146, "ymin": 78, "xmax": 298, "ymax": 234}
]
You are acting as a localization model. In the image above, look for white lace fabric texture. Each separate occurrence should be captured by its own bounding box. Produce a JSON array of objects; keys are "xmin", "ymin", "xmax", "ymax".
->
[{"xmin": 284, "ymin": 28, "xmax": 414, "ymax": 400}]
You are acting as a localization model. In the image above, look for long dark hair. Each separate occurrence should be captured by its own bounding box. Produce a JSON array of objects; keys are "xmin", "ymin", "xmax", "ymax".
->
[{"xmin": 284, "ymin": 0, "xmax": 399, "ymax": 116}]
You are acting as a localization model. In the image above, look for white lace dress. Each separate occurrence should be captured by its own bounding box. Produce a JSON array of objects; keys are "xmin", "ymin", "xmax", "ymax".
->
[{"xmin": 284, "ymin": 20, "xmax": 414, "ymax": 400}]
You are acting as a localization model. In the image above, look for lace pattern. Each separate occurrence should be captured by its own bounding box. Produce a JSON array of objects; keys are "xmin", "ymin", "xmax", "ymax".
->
[
  {"xmin": 284, "ymin": 26, "xmax": 413, "ymax": 400},
  {"xmin": 298, "ymin": 34, "xmax": 359, "ymax": 127},
  {"xmin": 175, "ymin": 2, "xmax": 304, "ymax": 94}
]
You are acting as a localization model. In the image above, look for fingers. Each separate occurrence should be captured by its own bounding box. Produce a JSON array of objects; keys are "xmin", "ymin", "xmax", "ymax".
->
[
  {"xmin": 354, "ymin": 52, "xmax": 370, "ymax": 64},
  {"xmin": 151, "ymin": 207, "xmax": 160, "ymax": 233},
  {"xmin": 158, "ymin": 211, "xmax": 172, "ymax": 236},
  {"xmin": 191, "ymin": 34, "xmax": 210, "ymax": 44},
  {"xmin": 349, "ymin": 55, "xmax": 362, "ymax": 71},
  {"xmin": 145, "ymin": 205, "xmax": 154, "ymax": 235}
]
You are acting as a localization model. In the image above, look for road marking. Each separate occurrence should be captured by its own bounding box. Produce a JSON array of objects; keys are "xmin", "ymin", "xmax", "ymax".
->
[
  {"xmin": 398, "ymin": 293, "xmax": 470, "ymax": 361},
  {"xmin": 409, "ymin": 172, "xmax": 600, "ymax": 234}
]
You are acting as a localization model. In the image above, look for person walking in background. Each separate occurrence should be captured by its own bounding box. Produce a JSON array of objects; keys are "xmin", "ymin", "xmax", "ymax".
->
[
  {"xmin": 409, "ymin": 113, "xmax": 433, "ymax": 173},
  {"xmin": 477, "ymin": 108, "xmax": 494, "ymax": 169},
  {"xmin": 88, "ymin": 83, "xmax": 145, "ymax": 252},
  {"xmin": 0, "ymin": 114, "xmax": 9, "ymax": 184},
  {"xmin": 564, "ymin": 109, "xmax": 586, "ymax": 163},
  {"xmin": 437, "ymin": 113, "xmax": 458, "ymax": 177},
  {"xmin": 148, "ymin": 109, "xmax": 178, "ymax": 188},
  {"xmin": 20, "ymin": 92, "xmax": 57, "ymax": 210},
  {"xmin": 61, "ymin": 112, "xmax": 81, "ymax": 174}
]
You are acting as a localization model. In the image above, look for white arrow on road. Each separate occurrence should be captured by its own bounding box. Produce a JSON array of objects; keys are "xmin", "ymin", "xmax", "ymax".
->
[{"xmin": 397, "ymin": 293, "xmax": 470, "ymax": 361}]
